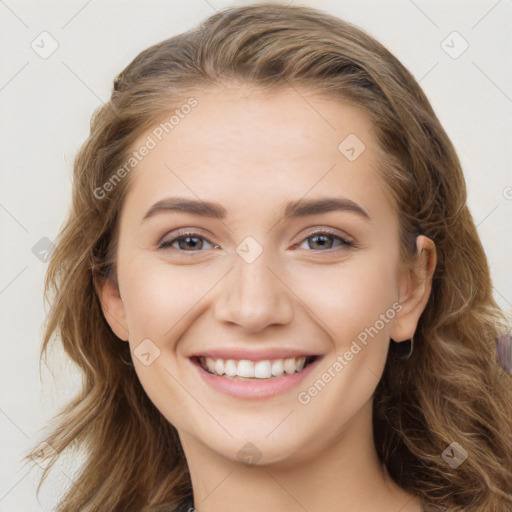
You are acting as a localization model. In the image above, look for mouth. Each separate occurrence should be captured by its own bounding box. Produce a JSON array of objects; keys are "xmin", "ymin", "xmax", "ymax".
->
[
  {"xmin": 193, "ymin": 355, "xmax": 320, "ymax": 380},
  {"xmin": 188, "ymin": 349, "xmax": 323, "ymax": 399}
]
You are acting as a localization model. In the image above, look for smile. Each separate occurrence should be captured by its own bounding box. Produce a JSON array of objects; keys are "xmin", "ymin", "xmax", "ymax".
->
[
  {"xmin": 197, "ymin": 355, "xmax": 318, "ymax": 379},
  {"xmin": 190, "ymin": 353, "xmax": 322, "ymax": 400}
]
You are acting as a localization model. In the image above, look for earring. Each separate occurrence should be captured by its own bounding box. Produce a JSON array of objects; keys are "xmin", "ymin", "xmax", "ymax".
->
[
  {"xmin": 399, "ymin": 336, "xmax": 414, "ymax": 360},
  {"xmin": 119, "ymin": 351, "xmax": 134, "ymax": 367},
  {"xmin": 390, "ymin": 336, "xmax": 414, "ymax": 360}
]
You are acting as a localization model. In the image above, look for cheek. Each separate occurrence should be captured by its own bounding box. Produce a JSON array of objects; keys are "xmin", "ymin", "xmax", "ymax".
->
[
  {"xmin": 291, "ymin": 253, "xmax": 399, "ymax": 348},
  {"xmin": 118, "ymin": 260, "xmax": 213, "ymax": 427},
  {"xmin": 294, "ymin": 258, "xmax": 398, "ymax": 433},
  {"xmin": 121, "ymin": 246, "xmax": 399, "ymax": 346},
  {"xmin": 120, "ymin": 257, "xmax": 220, "ymax": 340},
  {"xmin": 335, "ymin": 274, "xmax": 397, "ymax": 347}
]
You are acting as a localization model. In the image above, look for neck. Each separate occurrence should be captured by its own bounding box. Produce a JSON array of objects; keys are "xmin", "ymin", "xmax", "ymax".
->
[{"xmin": 179, "ymin": 400, "xmax": 421, "ymax": 512}]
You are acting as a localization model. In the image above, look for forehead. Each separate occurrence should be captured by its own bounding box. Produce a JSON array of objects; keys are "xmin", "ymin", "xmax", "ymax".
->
[{"xmin": 119, "ymin": 85, "xmax": 396, "ymax": 224}]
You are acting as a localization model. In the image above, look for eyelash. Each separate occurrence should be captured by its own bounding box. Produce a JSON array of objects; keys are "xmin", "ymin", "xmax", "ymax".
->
[{"xmin": 158, "ymin": 228, "xmax": 356, "ymax": 254}]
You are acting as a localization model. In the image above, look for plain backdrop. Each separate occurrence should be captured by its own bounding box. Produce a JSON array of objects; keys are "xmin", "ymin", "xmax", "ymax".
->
[{"xmin": 1, "ymin": 0, "xmax": 511, "ymax": 510}]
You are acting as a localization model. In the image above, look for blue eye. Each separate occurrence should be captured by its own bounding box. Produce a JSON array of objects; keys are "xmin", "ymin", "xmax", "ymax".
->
[
  {"xmin": 159, "ymin": 231, "xmax": 216, "ymax": 252},
  {"xmin": 296, "ymin": 230, "xmax": 355, "ymax": 251},
  {"xmin": 158, "ymin": 229, "xmax": 355, "ymax": 254}
]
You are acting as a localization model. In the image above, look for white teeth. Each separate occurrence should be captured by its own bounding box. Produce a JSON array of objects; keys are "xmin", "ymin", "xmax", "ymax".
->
[
  {"xmin": 214, "ymin": 358, "xmax": 225, "ymax": 376},
  {"xmin": 283, "ymin": 357, "xmax": 296, "ymax": 374},
  {"xmin": 199, "ymin": 356, "xmax": 312, "ymax": 379},
  {"xmin": 237, "ymin": 359, "xmax": 255, "ymax": 378},
  {"xmin": 254, "ymin": 360, "xmax": 271, "ymax": 378},
  {"xmin": 271, "ymin": 359, "xmax": 284, "ymax": 377},
  {"xmin": 224, "ymin": 359, "xmax": 237, "ymax": 377},
  {"xmin": 206, "ymin": 357, "xmax": 215, "ymax": 373}
]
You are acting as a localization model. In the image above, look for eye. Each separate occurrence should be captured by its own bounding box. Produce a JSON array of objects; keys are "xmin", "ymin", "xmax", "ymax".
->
[
  {"xmin": 295, "ymin": 229, "xmax": 355, "ymax": 251},
  {"xmin": 158, "ymin": 228, "xmax": 355, "ymax": 254},
  {"xmin": 158, "ymin": 230, "xmax": 218, "ymax": 253}
]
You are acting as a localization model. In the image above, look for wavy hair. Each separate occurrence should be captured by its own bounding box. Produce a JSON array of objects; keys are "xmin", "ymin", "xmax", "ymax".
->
[{"xmin": 26, "ymin": 3, "xmax": 512, "ymax": 511}]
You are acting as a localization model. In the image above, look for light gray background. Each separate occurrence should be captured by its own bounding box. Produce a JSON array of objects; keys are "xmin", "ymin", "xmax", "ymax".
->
[{"xmin": 1, "ymin": 0, "xmax": 511, "ymax": 510}]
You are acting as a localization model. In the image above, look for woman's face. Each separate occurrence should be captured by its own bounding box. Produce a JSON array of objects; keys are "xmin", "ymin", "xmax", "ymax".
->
[{"xmin": 100, "ymin": 85, "xmax": 431, "ymax": 467}]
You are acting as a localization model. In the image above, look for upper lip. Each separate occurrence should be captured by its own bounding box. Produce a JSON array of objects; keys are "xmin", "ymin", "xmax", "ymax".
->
[{"xmin": 190, "ymin": 348, "xmax": 320, "ymax": 360}]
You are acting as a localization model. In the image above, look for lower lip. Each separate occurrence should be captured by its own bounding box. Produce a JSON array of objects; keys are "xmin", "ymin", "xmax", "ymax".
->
[{"xmin": 190, "ymin": 357, "xmax": 320, "ymax": 400}]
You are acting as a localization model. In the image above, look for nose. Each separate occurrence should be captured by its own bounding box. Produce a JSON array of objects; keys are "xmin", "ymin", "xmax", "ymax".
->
[{"xmin": 213, "ymin": 249, "xmax": 294, "ymax": 334}]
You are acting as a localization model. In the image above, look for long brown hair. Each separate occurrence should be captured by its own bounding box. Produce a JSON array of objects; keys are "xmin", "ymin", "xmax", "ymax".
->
[{"xmin": 25, "ymin": 3, "xmax": 512, "ymax": 511}]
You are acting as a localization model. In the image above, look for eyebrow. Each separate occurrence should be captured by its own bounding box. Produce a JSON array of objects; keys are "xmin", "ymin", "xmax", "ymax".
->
[{"xmin": 141, "ymin": 196, "xmax": 371, "ymax": 223}]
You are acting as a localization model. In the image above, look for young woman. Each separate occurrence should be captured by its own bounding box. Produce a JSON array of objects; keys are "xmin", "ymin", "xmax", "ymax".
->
[{"xmin": 27, "ymin": 3, "xmax": 512, "ymax": 511}]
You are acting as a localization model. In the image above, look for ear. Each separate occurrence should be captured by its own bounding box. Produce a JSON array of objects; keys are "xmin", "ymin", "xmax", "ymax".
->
[
  {"xmin": 390, "ymin": 235, "xmax": 437, "ymax": 343},
  {"xmin": 94, "ymin": 272, "xmax": 130, "ymax": 342}
]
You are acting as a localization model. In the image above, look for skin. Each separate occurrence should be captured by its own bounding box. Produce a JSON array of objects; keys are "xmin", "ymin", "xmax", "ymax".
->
[{"xmin": 99, "ymin": 84, "xmax": 436, "ymax": 512}]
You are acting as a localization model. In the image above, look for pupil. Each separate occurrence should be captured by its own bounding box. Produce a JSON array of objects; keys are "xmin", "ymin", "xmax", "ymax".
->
[
  {"xmin": 180, "ymin": 236, "xmax": 202, "ymax": 250},
  {"xmin": 310, "ymin": 234, "xmax": 332, "ymax": 250}
]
